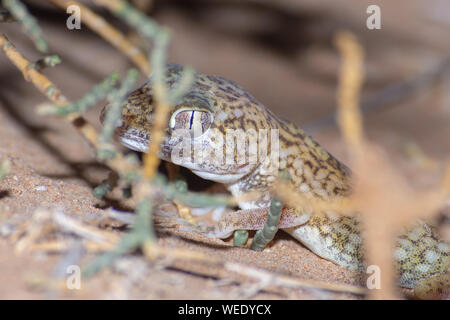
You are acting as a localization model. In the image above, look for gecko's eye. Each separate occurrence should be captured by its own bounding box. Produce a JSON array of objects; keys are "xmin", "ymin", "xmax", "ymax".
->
[{"xmin": 169, "ymin": 109, "xmax": 213, "ymax": 137}]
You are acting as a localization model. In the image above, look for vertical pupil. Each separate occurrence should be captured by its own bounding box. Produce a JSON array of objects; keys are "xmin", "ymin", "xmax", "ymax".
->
[
  {"xmin": 171, "ymin": 110, "xmax": 210, "ymax": 134},
  {"xmin": 189, "ymin": 111, "xmax": 195, "ymax": 130}
]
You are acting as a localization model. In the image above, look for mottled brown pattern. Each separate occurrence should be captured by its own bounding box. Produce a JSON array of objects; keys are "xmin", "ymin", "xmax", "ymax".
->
[{"xmin": 102, "ymin": 63, "xmax": 449, "ymax": 292}]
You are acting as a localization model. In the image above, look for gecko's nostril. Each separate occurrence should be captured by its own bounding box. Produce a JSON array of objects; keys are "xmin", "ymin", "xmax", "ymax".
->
[{"xmin": 99, "ymin": 103, "xmax": 108, "ymax": 124}]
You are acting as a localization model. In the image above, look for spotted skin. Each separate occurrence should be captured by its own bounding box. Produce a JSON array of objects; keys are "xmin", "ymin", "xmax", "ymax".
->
[{"xmin": 102, "ymin": 63, "xmax": 449, "ymax": 294}]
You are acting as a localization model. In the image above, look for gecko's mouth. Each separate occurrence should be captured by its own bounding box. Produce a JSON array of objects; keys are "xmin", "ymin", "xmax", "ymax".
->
[{"xmin": 118, "ymin": 131, "xmax": 149, "ymax": 153}]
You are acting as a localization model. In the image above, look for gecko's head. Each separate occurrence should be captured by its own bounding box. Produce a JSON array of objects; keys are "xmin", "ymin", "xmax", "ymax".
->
[{"xmin": 101, "ymin": 63, "xmax": 275, "ymax": 184}]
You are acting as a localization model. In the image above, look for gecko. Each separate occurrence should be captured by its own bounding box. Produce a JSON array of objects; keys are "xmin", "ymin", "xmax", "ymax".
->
[{"xmin": 101, "ymin": 63, "xmax": 449, "ymax": 297}]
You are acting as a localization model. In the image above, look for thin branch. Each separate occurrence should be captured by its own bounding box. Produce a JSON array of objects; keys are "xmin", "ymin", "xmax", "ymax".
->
[{"xmin": 2, "ymin": 0, "xmax": 48, "ymax": 52}]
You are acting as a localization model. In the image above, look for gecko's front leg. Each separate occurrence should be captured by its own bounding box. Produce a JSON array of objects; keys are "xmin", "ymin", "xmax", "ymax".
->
[{"xmin": 179, "ymin": 205, "xmax": 312, "ymax": 239}]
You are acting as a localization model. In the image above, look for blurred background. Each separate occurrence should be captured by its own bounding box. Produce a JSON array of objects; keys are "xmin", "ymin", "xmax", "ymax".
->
[{"xmin": 0, "ymin": 0, "xmax": 449, "ymax": 299}]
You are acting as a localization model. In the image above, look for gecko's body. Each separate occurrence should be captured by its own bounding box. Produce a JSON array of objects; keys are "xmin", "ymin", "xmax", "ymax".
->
[{"xmin": 103, "ymin": 63, "xmax": 449, "ymax": 293}]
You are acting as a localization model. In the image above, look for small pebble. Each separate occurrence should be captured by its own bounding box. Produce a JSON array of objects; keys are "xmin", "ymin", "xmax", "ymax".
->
[{"xmin": 34, "ymin": 185, "xmax": 47, "ymax": 191}]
